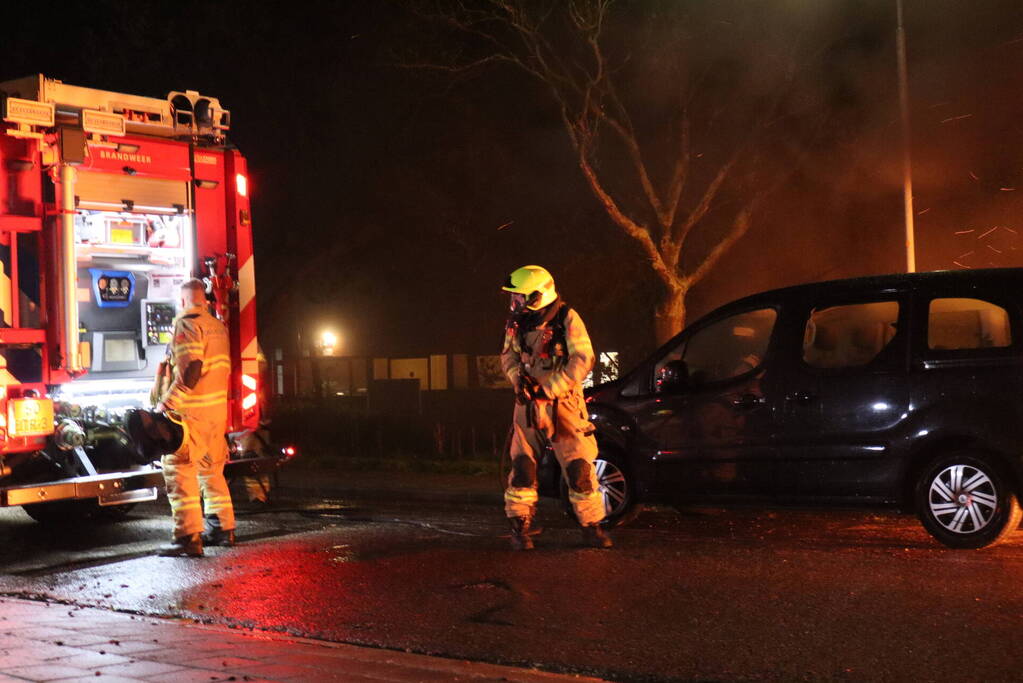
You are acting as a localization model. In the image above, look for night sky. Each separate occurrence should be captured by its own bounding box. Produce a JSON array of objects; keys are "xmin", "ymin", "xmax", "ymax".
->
[{"xmin": 4, "ymin": 1, "xmax": 1023, "ymax": 367}]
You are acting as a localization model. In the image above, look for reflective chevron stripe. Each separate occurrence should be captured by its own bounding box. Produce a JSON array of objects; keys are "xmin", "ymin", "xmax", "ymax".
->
[
  {"xmin": 175, "ymin": 391, "xmax": 229, "ymax": 409},
  {"xmin": 226, "ymin": 150, "xmax": 260, "ymax": 431},
  {"xmin": 504, "ymin": 487, "xmax": 539, "ymax": 505}
]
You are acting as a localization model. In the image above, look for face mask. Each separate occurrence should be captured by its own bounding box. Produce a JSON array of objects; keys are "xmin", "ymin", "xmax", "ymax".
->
[{"xmin": 510, "ymin": 293, "xmax": 527, "ymax": 313}]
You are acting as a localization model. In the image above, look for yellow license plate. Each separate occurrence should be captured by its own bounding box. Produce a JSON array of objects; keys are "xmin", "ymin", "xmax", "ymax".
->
[{"xmin": 9, "ymin": 398, "xmax": 54, "ymax": 437}]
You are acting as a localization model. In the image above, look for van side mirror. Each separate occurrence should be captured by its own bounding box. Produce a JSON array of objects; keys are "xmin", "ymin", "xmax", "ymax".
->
[{"xmin": 656, "ymin": 360, "xmax": 689, "ymax": 394}]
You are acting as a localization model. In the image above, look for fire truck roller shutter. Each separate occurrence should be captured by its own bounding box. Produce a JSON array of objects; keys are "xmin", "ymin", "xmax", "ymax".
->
[
  {"xmin": 0, "ymin": 209, "xmax": 43, "ymax": 380},
  {"xmin": 1, "ymin": 347, "xmax": 42, "ymax": 384},
  {"xmin": 0, "ymin": 233, "xmax": 41, "ymax": 329},
  {"xmin": 74, "ymin": 173, "xmax": 188, "ymax": 213},
  {"xmin": 0, "ymin": 235, "xmax": 11, "ymax": 327}
]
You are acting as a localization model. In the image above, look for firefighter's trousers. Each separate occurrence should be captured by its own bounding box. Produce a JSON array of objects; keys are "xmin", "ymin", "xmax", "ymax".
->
[
  {"xmin": 161, "ymin": 415, "xmax": 235, "ymax": 538},
  {"xmin": 504, "ymin": 392, "xmax": 604, "ymax": 526},
  {"xmin": 242, "ymin": 474, "xmax": 271, "ymax": 503},
  {"xmin": 229, "ymin": 430, "xmax": 272, "ymax": 503}
]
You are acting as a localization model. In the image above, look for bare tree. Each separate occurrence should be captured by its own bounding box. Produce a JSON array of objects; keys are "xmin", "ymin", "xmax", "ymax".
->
[{"xmin": 409, "ymin": 0, "xmax": 814, "ymax": 343}]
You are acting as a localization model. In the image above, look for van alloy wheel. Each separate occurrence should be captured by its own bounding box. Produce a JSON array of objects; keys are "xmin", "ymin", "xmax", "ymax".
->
[
  {"xmin": 594, "ymin": 457, "xmax": 629, "ymax": 519},
  {"xmin": 560, "ymin": 450, "xmax": 642, "ymax": 528},
  {"xmin": 915, "ymin": 452, "xmax": 1022, "ymax": 549},
  {"xmin": 927, "ymin": 464, "xmax": 998, "ymax": 534}
]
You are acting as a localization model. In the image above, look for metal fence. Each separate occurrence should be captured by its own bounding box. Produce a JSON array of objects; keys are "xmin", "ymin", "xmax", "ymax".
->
[{"xmin": 271, "ymin": 389, "xmax": 512, "ymax": 463}]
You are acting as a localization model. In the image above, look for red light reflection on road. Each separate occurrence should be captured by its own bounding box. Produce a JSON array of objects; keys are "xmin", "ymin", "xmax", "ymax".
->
[{"xmin": 176, "ymin": 539, "xmax": 363, "ymax": 631}]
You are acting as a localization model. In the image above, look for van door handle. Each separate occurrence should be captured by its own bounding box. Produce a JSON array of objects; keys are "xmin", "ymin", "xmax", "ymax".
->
[
  {"xmin": 732, "ymin": 394, "xmax": 765, "ymax": 410},
  {"xmin": 785, "ymin": 391, "xmax": 816, "ymax": 404}
]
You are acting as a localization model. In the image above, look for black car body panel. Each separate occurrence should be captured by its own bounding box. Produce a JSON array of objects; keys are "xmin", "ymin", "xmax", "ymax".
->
[{"xmin": 580, "ymin": 269, "xmax": 1023, "ymax": 513}]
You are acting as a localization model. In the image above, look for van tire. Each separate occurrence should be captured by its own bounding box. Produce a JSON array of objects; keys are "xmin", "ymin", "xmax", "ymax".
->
[
  {"xmin": 560, "ymin": 449, "xmax": 642, "ymax": 528},
  {"xmin": 915, "ymin": 451, "xmax": 1022, "ymax": 549}
]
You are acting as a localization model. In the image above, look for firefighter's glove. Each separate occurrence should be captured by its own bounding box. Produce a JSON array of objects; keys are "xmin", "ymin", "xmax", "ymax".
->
[
  {"xmin": 515, "ymin": 375, "xmax": 546, "ymax": 404},
  {"xmin": 530, "ymin": 376, "xmax": 552, "ymax": 400},
  {"xmin": 514, "ymin": 376, "xmax": 533, "ymax": 404}
]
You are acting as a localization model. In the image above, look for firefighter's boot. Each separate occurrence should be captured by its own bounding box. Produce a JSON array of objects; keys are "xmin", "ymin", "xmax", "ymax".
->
[
  {"xmin": 509, "ymin": 516, "xmax": 535, "ymax": 551},
  {"xmin": 202, "ymin": 527, "xmax": 236, "ymax": 547},
  {"xmin": 202, "ymin": 514, "xmax": 236, "ymax": 547},
  {"xmin": 581, "ymin": 524, "xmax": 613, "ymax": 549},
  {"xmin": 158, "ymin": 533, "xmax": 203, "ymax": 557}
]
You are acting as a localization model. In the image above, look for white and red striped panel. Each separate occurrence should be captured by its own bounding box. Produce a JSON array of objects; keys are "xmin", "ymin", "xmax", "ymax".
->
[{"xmin": 224, "ymin": 151, "xmax": 259, "ymax": 430}]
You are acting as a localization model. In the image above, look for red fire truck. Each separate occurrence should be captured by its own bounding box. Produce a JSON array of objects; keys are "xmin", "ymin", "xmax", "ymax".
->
[{"xmin": 0, "ymin": 74, "xmax": 283, "ymax": 523}]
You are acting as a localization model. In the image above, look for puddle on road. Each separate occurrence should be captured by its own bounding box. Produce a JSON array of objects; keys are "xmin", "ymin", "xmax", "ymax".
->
[{"xmin": 328, "ymin": 543, "xmax": 355, "ymax": 564}]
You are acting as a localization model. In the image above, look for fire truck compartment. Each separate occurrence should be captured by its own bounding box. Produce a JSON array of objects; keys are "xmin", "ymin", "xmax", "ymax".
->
[{"xmin": 66, "ymin": 180, "xmax": 193, "ymax": 409}]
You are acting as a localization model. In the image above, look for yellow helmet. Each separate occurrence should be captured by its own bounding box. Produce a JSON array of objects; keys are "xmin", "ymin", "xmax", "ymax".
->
[{"xmin": 502, "ymin": 265, "xmax": 558, "ymax": 311}]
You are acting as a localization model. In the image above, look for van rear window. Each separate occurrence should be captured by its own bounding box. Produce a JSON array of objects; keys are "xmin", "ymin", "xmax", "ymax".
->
[{"xmin": 928, "ymin": 298, "xmax": 1011, "ymax": 350}]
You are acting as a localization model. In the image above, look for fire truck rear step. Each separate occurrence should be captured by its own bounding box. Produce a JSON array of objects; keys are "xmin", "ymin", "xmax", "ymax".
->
[
  {"xmin": 98, "ymin": 486, "xmax": 159, "ymax": 507},
  {"xmin": 2, "ymin": 468, "xmax": 164, "ymax": 507}
]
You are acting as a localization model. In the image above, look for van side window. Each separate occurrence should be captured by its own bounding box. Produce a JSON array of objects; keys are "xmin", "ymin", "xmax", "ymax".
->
[
  {"xmin": 928, "ymin": 298, "xmax": 1011, "ymax": 350},
  {"xmin": 653, "ymin": 308, "xmax": 776, "ymax": 387},
  {"xmin": 803, "ymin": 301, "xmax": 899, "ymax": 369}
]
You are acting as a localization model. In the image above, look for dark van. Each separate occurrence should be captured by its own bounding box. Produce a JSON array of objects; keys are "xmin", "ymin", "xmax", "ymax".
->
[{"xmin": 556, "ymin": 268, "xmax": 1023, "ymax": 549}]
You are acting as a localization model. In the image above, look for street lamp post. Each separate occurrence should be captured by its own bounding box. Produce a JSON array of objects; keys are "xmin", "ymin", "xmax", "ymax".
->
[{"xmin": 896, "ymin": 0, "xmax": 916, "ymax": 272}]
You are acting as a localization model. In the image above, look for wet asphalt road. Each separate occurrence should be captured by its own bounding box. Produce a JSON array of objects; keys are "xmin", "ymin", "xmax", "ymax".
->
[{"xmin": 0, "ymin": 493, "xmax": 1021, "ymax": 682}]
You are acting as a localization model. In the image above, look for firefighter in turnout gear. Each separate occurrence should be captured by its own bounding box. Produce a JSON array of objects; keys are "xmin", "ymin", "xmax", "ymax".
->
[
  {"xmin": 500, "ymin": 266, "xmax": 611, "ymax": 550},
  {"xmin": 154, "ymin": 279, "xmax": 236, "ymax": 557},
  {"xmin": 232, "ymin": 420, "xmax": 273, "ymax": 506}
]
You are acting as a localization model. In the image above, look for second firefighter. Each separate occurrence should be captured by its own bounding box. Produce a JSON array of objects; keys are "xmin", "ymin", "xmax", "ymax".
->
[{"xmin": 500, "ymin": 265, "xmax": 611, "ymax": 550}]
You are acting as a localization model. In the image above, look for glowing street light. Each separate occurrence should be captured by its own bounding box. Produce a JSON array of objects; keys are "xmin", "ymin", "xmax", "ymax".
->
[{"xmin": 319, "ymin": 330, "xmax": 339, "ymax": 356}]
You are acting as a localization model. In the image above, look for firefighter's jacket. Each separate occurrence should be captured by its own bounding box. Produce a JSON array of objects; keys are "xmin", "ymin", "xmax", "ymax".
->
[
  {"xmin": 159, "ymin": 305, "xmax": 231, "ymax": 424},
  {"xmin": 500, "ymin": 305, "xmax": 594, "ymax": 401}
]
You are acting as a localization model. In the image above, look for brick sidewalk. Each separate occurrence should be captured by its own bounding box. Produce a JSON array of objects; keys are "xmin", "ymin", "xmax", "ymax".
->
[{"xmin": 0, "ymin": 598, "xmax": 604, "ymax": 682}]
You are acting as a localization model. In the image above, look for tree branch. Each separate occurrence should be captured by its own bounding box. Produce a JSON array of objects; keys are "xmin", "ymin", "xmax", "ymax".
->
[
  {"xmin": 400, "ymin": 54, "xmax": 521, "ymax": 74},
  {"xmin": 595, "ymin": 92, "xmax": 667, "ymax": 230},
  {"xmin": 675, "ymin": 153, "xmax": 738, "ymax": 246},
  {"xmin": 684, "ymin": 206, "xmax": 752, "ymax": 287},
  {"xmin": 663, "ymin": 110, "xmax": 690, "ymax": 226},
  {"xmin": 570, "ymin": 131, "xmax": 676, "ymax": 288}
]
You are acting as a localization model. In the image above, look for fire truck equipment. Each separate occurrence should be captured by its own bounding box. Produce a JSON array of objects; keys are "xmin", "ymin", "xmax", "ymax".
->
[
  {"xmin": 53, "ymin": 419, "xmax": 86, "ymax": 450},
  {"xmin": 204, "ymin": 253, "xmax": 236, "ymax": 322},
  {"xmin": 125, "ymin": 409, "xmax": 184, "ymax": 463}
]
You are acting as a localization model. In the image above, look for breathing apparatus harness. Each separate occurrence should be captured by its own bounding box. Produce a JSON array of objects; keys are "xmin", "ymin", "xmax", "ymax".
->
[{"xmin": 506, "ymin": 297, "xmax": 570, "ymax": 433}]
